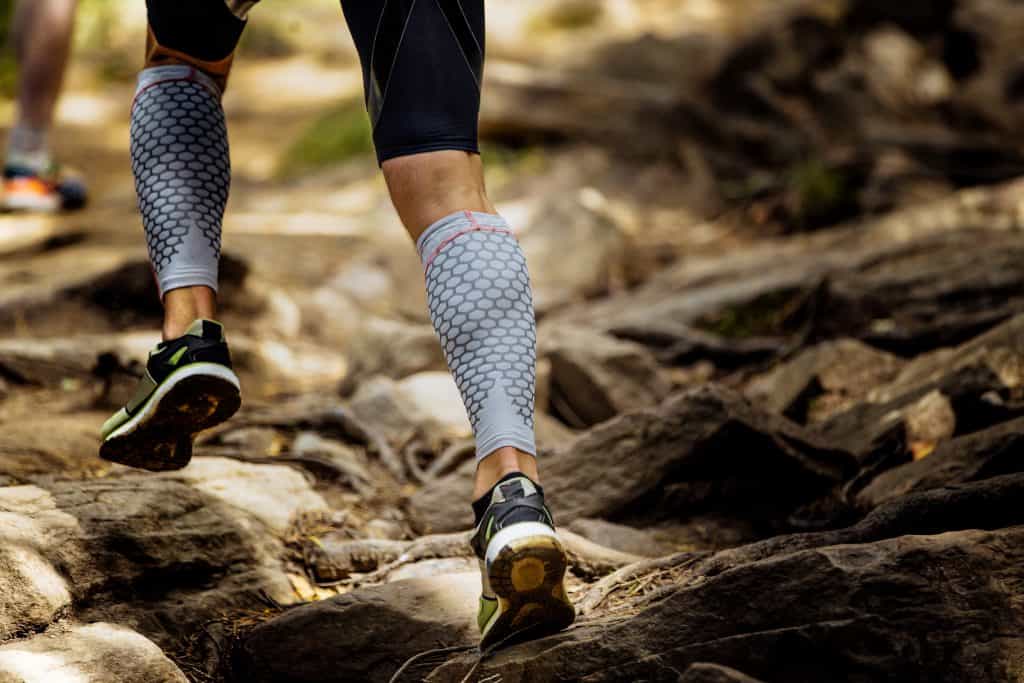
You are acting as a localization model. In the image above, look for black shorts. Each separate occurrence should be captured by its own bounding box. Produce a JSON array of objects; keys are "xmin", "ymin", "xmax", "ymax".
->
[{"xmin": 144, "ymin": 0, "xmax": 484, "ymax": 163}]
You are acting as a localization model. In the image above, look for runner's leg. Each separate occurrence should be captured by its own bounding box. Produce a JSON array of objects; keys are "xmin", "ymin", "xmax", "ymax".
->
[
  {"xmin": 7, "ymin": 0, "xmax": 77, "ymax": 170},
  {"xmin": 98, "ymin": 0, "xmax": 245, "ymax": 471},
  {"xmin": 340, "ymin": 0, "xmax": 573, "ymax": 647},
  {"xmin": 4, "ymin": 0, "xmax": 87, "ymax": 212},
  {"xmin": 136, "ymin": 0, "xmax": 245, "ymax": 339}
]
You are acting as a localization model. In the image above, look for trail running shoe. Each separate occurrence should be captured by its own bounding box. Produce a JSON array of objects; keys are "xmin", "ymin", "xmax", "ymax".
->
[
  {"xmin": 2, "ymin": 163, "xmax": 88, "ymax": 213},
  {"xmin": 100, "ymin": 319, "xmax": 240, "ymax": 471},
  {"xmin": 471, "ymin": 473, "xmax": 575, "ymax": 650}
]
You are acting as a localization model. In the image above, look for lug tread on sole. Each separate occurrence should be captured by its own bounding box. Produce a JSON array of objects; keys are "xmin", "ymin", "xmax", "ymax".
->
[
  {"xmin": 100, "ymin": 374, "xmax": 240, "ymax": 472},
  {"xmin": 482, "ymin": 534, "xmax": 576, "ymax": 650}
]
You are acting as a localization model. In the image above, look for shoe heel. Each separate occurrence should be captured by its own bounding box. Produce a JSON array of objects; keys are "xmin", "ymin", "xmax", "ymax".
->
[{"xmin": 482, "ymin": 534, "xmax": 575, "ymax": 650}]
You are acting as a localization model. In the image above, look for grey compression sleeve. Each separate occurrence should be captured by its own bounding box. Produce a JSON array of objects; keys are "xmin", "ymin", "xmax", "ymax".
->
[
  {"xmin": 417, "ymin": 211, "xmax": 538, "ymax": 461},
  {"xmin": 131, "ymin": 66, "xmax": 228, "ymax": 296}
]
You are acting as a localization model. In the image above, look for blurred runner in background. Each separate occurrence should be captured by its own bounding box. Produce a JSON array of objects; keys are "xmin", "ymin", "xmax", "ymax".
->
[{"xmin": 3, "ymin": 0, "xmax": 87, "ymax": 212}]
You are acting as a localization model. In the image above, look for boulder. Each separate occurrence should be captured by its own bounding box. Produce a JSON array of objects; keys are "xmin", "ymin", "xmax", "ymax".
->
[
  {"xmin": 410, "ymin": 385, "xmax": 856, "ymax": 537},
  {"xmin": 541, "ymin": 325, "xmax": 671, "ymax": 427},
  {"xmin": 681, "ymin": 663, "xmax": 767, "ymax": 683},
  {"xmin": 0, "ymin": 622, "xmax": 188, "ymax": 683},
  {"xmin": 349, "ymin": 373, "xmax": 472, "ymax": 452},
  {"xmin": 0, "ymin": 467, "xmax": 326, "ymax": 678},
  {"xmin": 519, "ymin": 192, "xmax": 627, "ymax": 314},
  {"xmin": 429, "ymin": 523, "xmax": 1024, "ymax": 682},
  {"xmin": 856, "ymin": 418, "xmax": 1024, "ymax": 509},
  {"xmin": 745, "ymin": 338, "xmax": 904, "ymax": 422},
  {"xmin": 566, "ymin": 518, "xmax": 687, "ymax": 557},
  {"xmin": 233, "ymin": 573, "xmax": 479, "ymax": 683}
]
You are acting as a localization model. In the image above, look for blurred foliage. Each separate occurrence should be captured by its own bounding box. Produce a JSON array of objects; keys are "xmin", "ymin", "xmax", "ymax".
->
[
  {"xmin": 788, "ymin": 158, "xmax": 860, "ymax": 229},
  {"xmin": 75, "ymin": 0, "xmax": 137, "ymax": 83},
  {"xmin": 276, "ymin": 99, "xmax": 374, "ymax": 177},
  {"xmin": 239, "ymin": 17, "xmax": 301, "ymax": 59},
  {"xmin": 0, "ymin": 0, "xmax": 15, "ymax": 97},
  {"xmin": 528, "ymin": 0, "xmax": 604, "ymax": 33},
  {"xmin": 482, "ymin": 142, "xmax": 547, "ymax": 189}
]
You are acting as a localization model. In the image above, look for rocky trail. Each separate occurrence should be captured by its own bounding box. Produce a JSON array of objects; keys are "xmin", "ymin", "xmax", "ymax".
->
[{"xmin": 3, "ymin": 1, "xmax": 1024, "ymax": 681}]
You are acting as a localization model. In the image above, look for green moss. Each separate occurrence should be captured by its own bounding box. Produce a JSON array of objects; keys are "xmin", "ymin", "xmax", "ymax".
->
[
  {"xmin": 788, "ymin": 158, "xmax": 856, "ymax": 228},
  {"xmin": 481, "ymin": 142, "xmax": 546, "ymax": 188},
  {"xmin": 276, "ymin": 100, "xmax": 374, "ymax": 177},
  {"xmin": 695, "ymin": 289, "xmax": 804, "ymax": 339},
  {"xmin": 529, "ymin": 0, "xmax": 604, "ymax": 32}
]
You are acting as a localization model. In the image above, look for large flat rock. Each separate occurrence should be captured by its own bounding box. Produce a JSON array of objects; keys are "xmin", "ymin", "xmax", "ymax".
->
[{"xmin": 0, "ymin": 622, "xmax": 188, "ymax": 683}]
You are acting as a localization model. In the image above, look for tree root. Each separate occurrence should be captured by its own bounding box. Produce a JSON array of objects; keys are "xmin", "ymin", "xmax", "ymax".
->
[
  {"xmin": 308, "ymin": 529, "xmax": 642, "ymax": 587},
  {"xmin": 575, "ymin": 550, "xmax": 708, "ymax": 615}
]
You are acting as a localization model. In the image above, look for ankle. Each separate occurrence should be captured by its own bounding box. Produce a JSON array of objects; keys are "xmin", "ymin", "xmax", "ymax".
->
[
  {"xmin": 473, "ymin": 447, "xmax": 539, "ymax": 500},
  {"xmin": 162, "ymin": 286, "xmax": 217, "ymax": 340}
]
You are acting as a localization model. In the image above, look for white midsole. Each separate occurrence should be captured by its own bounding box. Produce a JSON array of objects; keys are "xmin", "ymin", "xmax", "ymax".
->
[
  {"xmin": 485, "ymin": 522, "xmax": 560, "ymax": 566},
  {"xmin": 106, "ymin": 363, "xmax": 240, "ymax": 442},
  {"xmin": 3, "ymin": 192, "xmax": 60, "ymax": 213}
]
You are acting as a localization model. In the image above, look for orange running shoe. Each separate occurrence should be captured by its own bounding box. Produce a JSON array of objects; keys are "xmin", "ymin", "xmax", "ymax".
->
[{"xmin": 2, "ymin": 164, "xmax": 88, "ymax": 213}]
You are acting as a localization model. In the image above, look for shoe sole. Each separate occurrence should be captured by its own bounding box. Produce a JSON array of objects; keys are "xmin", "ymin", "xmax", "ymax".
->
[
  {"xmin": 481, "ymin": 533, "xmax": 576, "ymax": 650},
  {"xmin": 2, "ymin": 191, "xmax": 61, "ymax": 213},
  {"xmin": 100, "ymin": 364, "xmax": 240, "ymax": 472}
]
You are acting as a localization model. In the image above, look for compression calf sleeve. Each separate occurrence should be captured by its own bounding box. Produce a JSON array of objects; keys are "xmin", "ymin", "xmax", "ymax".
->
[
  {"xmin": 131, "ymin": 66, "xmax": 228, "ymax": 296},
  {"xmin": 417, "ymin": 211, "xmax": 538, "ymax": 461}
]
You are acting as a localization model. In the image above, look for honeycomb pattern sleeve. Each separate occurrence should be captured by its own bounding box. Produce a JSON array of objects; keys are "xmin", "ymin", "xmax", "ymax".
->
[
  {"xmin": 417, "ymin": 211, "xmax": 538, "ymax": 461},
  {"xmin": 131, "ymin": 65, "xmax": 229, "ymax": 296}
]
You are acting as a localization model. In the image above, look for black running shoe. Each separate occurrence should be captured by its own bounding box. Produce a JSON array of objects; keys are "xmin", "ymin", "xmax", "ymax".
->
[
  {"xmin": 471, "ymin": 474, "xmax": 575, "ymax": 650},
  {"xmin": 100, "ymin": 319, "xmax": 240, "ymax": 471}
]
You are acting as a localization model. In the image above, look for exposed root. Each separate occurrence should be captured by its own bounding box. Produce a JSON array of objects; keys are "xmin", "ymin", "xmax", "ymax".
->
[
  {"xmin": 426, "ymin": 439, "xmax": 475, "ymax": 480},
  {"xmin": 576, "ymin": 551, "xmax": 708, "ymax": 615},
  {"xmin": 309, "ymin": 529, "xmax": 641, "ymax": 588}
]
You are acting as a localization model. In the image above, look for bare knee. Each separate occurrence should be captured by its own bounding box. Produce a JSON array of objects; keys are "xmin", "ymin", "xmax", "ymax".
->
[{"xmin": 382, "ymin": 150, "xmax": 495, "ymax": 239}]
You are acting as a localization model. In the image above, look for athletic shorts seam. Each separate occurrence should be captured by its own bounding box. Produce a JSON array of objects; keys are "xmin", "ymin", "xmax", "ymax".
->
[
  {"xmin": 453, "ymin": 0, "xmax": 484, "ymax": 60},
  {"xmin": 433, "ymin": 0, "xmax": 482, "ymax": 90},
  {"xmin": 373, "ymin": 0, "xmax": 419, "ymax": 131}
]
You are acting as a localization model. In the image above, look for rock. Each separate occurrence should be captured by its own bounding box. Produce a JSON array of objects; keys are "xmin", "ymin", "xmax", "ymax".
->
[
  {"xmin": 856, "ymin": 418, "xmax": 1024, "ymax": 509},
  {"xmin": 349, "ymin": 373, "xmax": 471, "ymax": 451},
  {"xmin": 681, "ymin": 663, "xmax": 766, "ymax": 683},
  {"xmin": 429, "ymin": 522, "xmax": 1024, "ymax": 682},
  {"xmin": 873, "ymin": 312, "xmax": 1024, "ymax": 403},
  {"xmin": 410, "ymin": 385, "xmax": 856, "ymax": 537},
  {"xmin": 902, "ymin": 389, "xmax": 955, "ymax": 446},
  {"xmin": 519, "ymin": 192, "xmax": 627, "ymax": 314},
  {"xmin": 0, "ymin": 472, "xmax": 321, "ymax": 678},
  {"xmin": 611, "ymin": 319, "xmax": 782, "ymax": 369},
  {"xmin": 535, "ymin": 411, "xmax": 578, "ymax": 451},
  {"xmin": 0, "ymin": 415, "xmax": 108, "ymax": 482},
  {"xmin": 566, "ymin": 518, "xmax": 685, "ymax": 557},
  {"xmin": 230, "ymin": 336, "xmax": 348, "ymax": 396},
  {"xmin": 233, "ymin": 574, "xmax": 480, "ymax": 683},
  {"xmin": 0, "ymin": 622, "xmax": 188, "ymax": 683},
  {"xmin": 555, "ymin": 229, "xmax": 1024, "ymax": 363},
  {"xmin": 290, "ymin": 432, "xmax": 373, "ymax": 488},
  {"xmin": 172, "ymin": 456, "xmax": 328, "ymax": 535},
  {"xmin": 862, "ymin": 26, "xmax": 952, "ymax": 110},
  {"xmin": 541, "ymin": 325, "xmax": 671, "ymax": 427},
  {"xmin": 745, "ymin": 339, "xmax": 905, "ymax": 423},
  {"xmin": 812, "ymin": 231, "xmax": 1024, "ymax": 354},
  {"xmin": 815, "ymin": 364, "xmax": 1014, "ymax": 468},
  {"xmin": 341, "ymin": 316, "xmax": 446, "ymax": 388}
]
